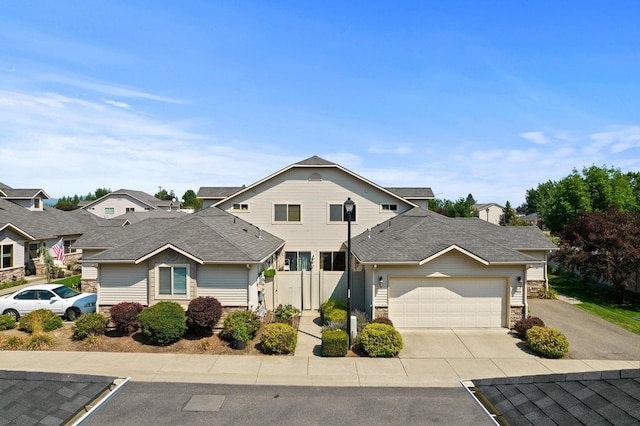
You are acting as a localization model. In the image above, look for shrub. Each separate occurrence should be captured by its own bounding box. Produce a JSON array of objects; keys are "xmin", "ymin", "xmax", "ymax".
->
[
  {"xmin": 351, "ymin": 309, "xmax": 369, "ymax": 335},
  {"xmin": 359, "ymin": 323, "xmax": 403, "ymax": 357},
  {"xmin": 110, "ymin": 301, "xmax": 144, "ymax": 335},
  {"xmin": 371, "ymin": 316, "xmax": 394, "ymax": 327},
  {"xmin": 537, "ymin": 287, "xmax": 558, "ymax": 299},
  {"xmin": 260, "ymin": 323, "xmax": 297, "ymax": 354},
  {"xmin": 320, "ymin": 299, "xmax": 347, "ymax": 325},
  {"xmin": 220, "ymin": 310, "xmax": 261, "ymax": 342},
  {"xmin": 322, "ymin": 320, "xmax": 346, "ymax": 332},
  {"xmin": 137, "ymin": 301, "xmax": 187, "ymax": 346},
  {"xmin": 525, "ymin": 326, "xmax": 569, "ymax": 358},
  {"xmin": 26, "ymin": 333, "xmax": 53, "ymax": 350},
  {"xmin": 274, "ymin": 304, "xmax": 301, "ymax": 321},
  {"xmin": 186, "ymin": 296, "xmax": 223, "ymax": 336},
  {"xmin": 4, "ymin": 336, "xmax": 24, "ymax": 349},
  {"xmin": 18, "ymin": 309, "xmax": 63, "ymax": 333},
  {"xmin": 321, "ymin": 329, "xmax": 348, "ymax": 357},
  {"xmin": 0, "ymin": 314, "xmax": 17, "ymax": 331},
  {"xmin": 72, "ymin": 313, "xmax": 109, "ymax": 340},
  {"xmin": 513, "ymin": 316, "xmax": 545, "ymax": 337}
]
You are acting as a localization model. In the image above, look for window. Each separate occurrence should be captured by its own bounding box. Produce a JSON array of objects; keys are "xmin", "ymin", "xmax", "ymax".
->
[
  {"xmin": 104, "ymin": 207, "xmax": 115, "ymax": 215},
  {"xmin": 63, "ymin": 239, "xmax": 77, "ymax": 254},
  {"xmin": 284, "ymin": 251, "xmax": 311, "ymax": 271},
  {"xmin": 158, "ymin": 266, "xmax": 188, "ymax": 296},
  {"xmin": 28, "ymin": 243, "xmax": 39, "ymax": 259},
  {"xmin": 126, "ymin": 207, "xmax": 135, "ymax": 213},
  {"xmin": 274, "ymin": 204, "xmax": 301, "ymax": 222},
  {"xmin": 232, "ymin": 203, "xmax": 249, "ymax": 211},
  {"xmin": 320, "ymin": 251, "xmax": 346, "ymax": 271},
  {"xmin": 381, "ymin": 204, "xmax": 398, "ymax": 211},
  {"xmin": 14, "ymin": 290, "xmax": 36, "ymax": 300},
  {"xmin": 329, "ymin": 204, "xmax": 356, "ymax": 222},
  {"xmin": 1, "ymin": 244, "xmax": 12, "ymax": 269}
]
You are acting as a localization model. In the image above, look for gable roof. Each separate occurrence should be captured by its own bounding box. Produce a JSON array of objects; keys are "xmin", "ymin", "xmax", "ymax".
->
[
  {"xmin": 385, "ymin": 187, "xmax": 435, "ymax": 199},
  {"xmin": 81, "ymin": 189, "xmax": 176, "ymax": 211},
  {"xmin": 81, "ymin": 208, "xmax": 285, "ymax": 264},
  {"xmin": 0, "ymin": 198, "xmax": 108, "ymax": 240},
  {"xmin": 350, "ymin": 208, "xmax": 556, "ymax": 265},
  {"xmin": 206, "ymin": 155, "xmax": 427, "ymax": 209},
  {"xmin": 0, "ymin": 183, "xmax": 49, "ymax": 200}
]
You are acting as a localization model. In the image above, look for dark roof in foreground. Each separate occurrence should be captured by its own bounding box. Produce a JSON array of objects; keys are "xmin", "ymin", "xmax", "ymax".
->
[
  {"xmin": 471, "ymin": 369, "xmax": 640, "ymax": 426},
  {"xmin": 0, "ymin": 370, "xmax": 119, "ymax": 425},
  {"xmin": 351, "ymin": 208, "xmax": 556, "ymax": 264}
]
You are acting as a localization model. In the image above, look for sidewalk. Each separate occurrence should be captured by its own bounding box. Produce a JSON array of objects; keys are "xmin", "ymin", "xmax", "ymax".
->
[{"xmin": 0, "ymin": 310, "xmax": 636, "ymax": 388}]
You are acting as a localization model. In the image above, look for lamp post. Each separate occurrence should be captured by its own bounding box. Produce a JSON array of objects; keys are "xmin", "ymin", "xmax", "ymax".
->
[{"xmin": 344, "ymin": 197, "xmax": 355, "ymax": 348}]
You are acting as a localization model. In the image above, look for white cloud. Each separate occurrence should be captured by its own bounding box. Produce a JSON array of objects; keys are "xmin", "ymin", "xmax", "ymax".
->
[
  {"xmin": 103, "ymin": 99, "xmax": 131, "ymax": 109},
  {"xmin": 366, "ymin": 144, "xmax": 412, "ymax": 155},
  {"xmin": 590, "ymin": 125, "xmax": 640, "ymax": 154},
  {"xmin": 520, "ymin": 131, "xmax": 550, "ymax": 145}
]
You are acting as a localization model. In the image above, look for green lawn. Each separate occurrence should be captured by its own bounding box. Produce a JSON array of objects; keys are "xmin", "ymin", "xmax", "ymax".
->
[
  {"xmin": 549, "ymin": 273, "xmax": 640, "ymax": 335},
  {"xmin": 53, "ymin": 275, "xmax": 82, "ymax": 288}
]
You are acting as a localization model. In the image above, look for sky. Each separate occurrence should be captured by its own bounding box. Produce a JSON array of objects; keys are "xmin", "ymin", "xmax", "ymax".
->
[{"xmin": 1, "ymin": 1, "xmax": 640, "ymax": 206}]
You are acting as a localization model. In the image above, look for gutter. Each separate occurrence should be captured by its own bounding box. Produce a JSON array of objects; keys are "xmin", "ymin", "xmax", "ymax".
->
[{"xmin": 70, "ymin": 377, "xmax": 130, "ymax": 425}]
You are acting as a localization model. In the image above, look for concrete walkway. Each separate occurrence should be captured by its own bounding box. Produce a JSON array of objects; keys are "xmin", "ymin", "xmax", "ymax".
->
[{"xmin": 0, "ymin": 310, "xmax": 636, "ymax": 388}]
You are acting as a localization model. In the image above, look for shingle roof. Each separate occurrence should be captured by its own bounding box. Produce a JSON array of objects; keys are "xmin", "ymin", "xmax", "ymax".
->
[
  {"xmin": 0, "ymin": 199, "xmax": 109, "ymax": 240},
  {"xmin": 83, "ymin": 208, "xmax": 285, "ymax": 263},
  {"xmin": 196, "ymin": 186, "xmax": 245, "ymax": 199},
  {"xmin": 385, "ymin": 187, "xmax": 435, "ymax": 198},
  {"xmin": 351, "ymin": 208, "xmax": 556, "ymax": 264},
  {"xmin": 0, "ymin": 370, "xmax": 118, "ymax": 425},
  {"xmin": 471, "ymin": 369, "xmax": 640, "ymax": 425}
]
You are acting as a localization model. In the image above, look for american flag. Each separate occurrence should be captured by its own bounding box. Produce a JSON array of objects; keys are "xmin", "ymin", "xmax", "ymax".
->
[{"xmin": 51, "ymin": 238, "xmax": 65, "ymax": 263}]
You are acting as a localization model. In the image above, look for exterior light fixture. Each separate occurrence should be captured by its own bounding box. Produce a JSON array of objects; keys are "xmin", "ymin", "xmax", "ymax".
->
[{"xmin": 344, "ymin": 197, "xmax": 355, "ymax": 348}]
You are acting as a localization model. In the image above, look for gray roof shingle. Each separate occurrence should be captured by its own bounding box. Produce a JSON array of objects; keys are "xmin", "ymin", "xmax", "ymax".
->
[
  {"xmin": 472, "ymin": 369, "xmax": 640, "ymax": 426},
  {"xmin": 351, "ymin": 208, "xmax": 556, "ymax": 264}
]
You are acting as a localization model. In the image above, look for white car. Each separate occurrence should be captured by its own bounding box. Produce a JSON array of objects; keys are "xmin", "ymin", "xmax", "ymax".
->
[{"xmin": 0, "ymin": 284, "xmax": 97, "ymax": 321}]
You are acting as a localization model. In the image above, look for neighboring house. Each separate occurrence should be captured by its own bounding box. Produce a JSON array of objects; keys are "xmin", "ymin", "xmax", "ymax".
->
[
  {"xmin": 77, "ymin": 155, "xmax": 555, "ymax": 328},
  {"xmin": 0, "ymin": 190, "xmax": 107, "ymax": 282},
  {"xmin": 474, "ymin": 203, "xmax": 504, "ymax": 225},
  {"xmin": 0, "ymin": 182, "xmax": 49, "ymax": 212},
  {"xmin": 76, "ymin": 208, "xmax": 284, "ymax": 312},
  {"xmin": 82, "ymin": 189, "xmax": 182, "ymax": 218}
]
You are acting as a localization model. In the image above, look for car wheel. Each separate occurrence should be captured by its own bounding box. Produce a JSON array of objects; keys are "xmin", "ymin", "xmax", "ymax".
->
[
  {"xmin": 66, "ymin": 308, "xmax": 81, "ymax": 321},
  {"xmin": 3, "ymin": 309, "xmax": 19, "ymax": 322}
]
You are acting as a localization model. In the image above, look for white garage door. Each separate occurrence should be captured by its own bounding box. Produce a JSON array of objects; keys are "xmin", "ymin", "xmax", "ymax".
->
[{"xmin": 389, "ymin": 277, "xmax": 506, "ymax": 328}]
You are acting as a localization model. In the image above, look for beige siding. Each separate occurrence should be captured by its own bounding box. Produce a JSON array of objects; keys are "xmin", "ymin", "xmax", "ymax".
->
[
  {"xmin": 216, "ymin": 167, "xmax": 414, "ymax": 256},
  {"xmin": 522, "ymin": 251, "xmax": 548, "ymax": 282},
  {"xmin": 99, "ymin": 264, "xmax": 148, "ymax": 305},
  {"xmin": 85, "ymin": 195, "xmax": 152, "ymax": 218},
  {"xmin": 369, "ymin": 250, "xmax": 526, "ymax": 309},
  {"xmin": 0, "ymin": 229, "xmax": 25, "ymax": 269},
  {"xmin": 197, "ymin": 264, "xmax": 248, "ymax": 306}
]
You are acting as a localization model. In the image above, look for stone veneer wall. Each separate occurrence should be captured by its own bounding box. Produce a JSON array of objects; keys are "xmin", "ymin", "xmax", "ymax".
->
[
  {"xmin": 527, "ymin": 280, "xmax": 547, "ymax": 297},
  {"xmin": 0, "ymin": 266, "xmax": 24, "ymax": 284},
  {"xmin": 81, "ymin": 278, "xmax": 98, "ymax": 294},
  {"xmin": 509, "ymin": 306, "xmax": 526, "ymax": 329},
  {"xmin": 374, "ymin": 307, "xmax": 389, "ymax": 319}
]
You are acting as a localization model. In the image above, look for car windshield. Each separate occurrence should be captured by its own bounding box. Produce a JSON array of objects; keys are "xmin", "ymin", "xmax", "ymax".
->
[{"xmin": 52, "ymin": 286, "xmax": 80, "ymax": 299}]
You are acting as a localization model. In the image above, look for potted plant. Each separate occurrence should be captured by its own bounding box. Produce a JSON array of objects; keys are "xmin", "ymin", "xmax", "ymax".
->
[
  {"xmin": 263, "ymin": 268, "xmax": 276, "ymax": 277},
  {"xmin": 230, "ymin": 322, "xmax": 250, "ymax": 349}
]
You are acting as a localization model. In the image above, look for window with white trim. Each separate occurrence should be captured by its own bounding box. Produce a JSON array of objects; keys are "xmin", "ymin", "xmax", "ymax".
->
[
  {"xmin": 329, "ymin": 204, "xmax": 356, "ymax": 222},
  {"xmin": 232, "ymin": 203, "xmax": 249, "ymax": 211},
  {"xmin": 104, "ymin": 207, "xmax": 115, "ymax": 215},
  {"xmin": 274, "ymin": 204, "xmax": 301, "ymax": 222},
  {"xmin": 381, "ymin": 203, "xmax": 397, "ymax": 211},
  {"xmin": 157, "ymin": 265, "xmax": 188, "ymax": 296}
]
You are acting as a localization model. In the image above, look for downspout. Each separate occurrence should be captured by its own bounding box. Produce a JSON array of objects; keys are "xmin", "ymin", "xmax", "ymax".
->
[{"xmin": 372, "ymin": 264, "xmax": 377, "ymax": 319}]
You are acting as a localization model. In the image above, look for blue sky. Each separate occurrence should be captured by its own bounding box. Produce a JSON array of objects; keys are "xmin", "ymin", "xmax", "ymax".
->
[{"xmin": 1, "ymin": 1, "xmax": 639, "ymax": 206}]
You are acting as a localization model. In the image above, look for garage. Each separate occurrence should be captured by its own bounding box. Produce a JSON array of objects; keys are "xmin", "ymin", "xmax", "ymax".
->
[{"xmin": 388, "ymin": 277, "xmax": 507, "ymax": 328}]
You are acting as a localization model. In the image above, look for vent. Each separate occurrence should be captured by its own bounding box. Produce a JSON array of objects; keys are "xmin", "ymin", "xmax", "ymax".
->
[{"xmin": 309, "ymin": 172, "xmax": 322, "ymax": 181}]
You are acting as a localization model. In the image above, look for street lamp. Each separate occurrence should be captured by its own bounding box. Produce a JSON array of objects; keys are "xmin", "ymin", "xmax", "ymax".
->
[{"xmin": 344, "ymin": 197, "xmax": 355, "ymax": 348}]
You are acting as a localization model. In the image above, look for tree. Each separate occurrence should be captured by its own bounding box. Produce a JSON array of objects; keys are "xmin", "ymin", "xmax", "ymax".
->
[
  {"xmin": 181, "ymin": 189, "xmax": 202, "ymax": 211},
  {"xmin": 94, "ymin": 188, "xmax": 111, "ymax": 199},
  {"xmin": 498, "ymin": 201, "xmax": 529, "ymax": 226},
  {"xmin": 553, "ymin": 208, "xmax": 640, "ymax": 303},
  {"xmin": 429, "ymin": 194, "xmax": 477, "ymax": 218},
  {"xmin": 526, "ymin": 166, "xmax": 640, "ymax": 233}
]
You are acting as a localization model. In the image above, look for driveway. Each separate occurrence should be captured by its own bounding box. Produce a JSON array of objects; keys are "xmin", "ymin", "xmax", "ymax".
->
[
  {"xmin": 398, "ymin": 328, "xmax": 535, "ymax": 359},
  {"xmin": 528, "ymin": 298, "xmax": 640, "ymax": 360}
]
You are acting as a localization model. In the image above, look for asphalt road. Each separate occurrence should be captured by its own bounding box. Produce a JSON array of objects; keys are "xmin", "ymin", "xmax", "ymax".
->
[
  {"xmin": 83, "ymin": 382, "xmax": 494, "ymax": 426},
  {"xmin": 528, "ymin": 298, "xmax": 640, "ymax": 360}
]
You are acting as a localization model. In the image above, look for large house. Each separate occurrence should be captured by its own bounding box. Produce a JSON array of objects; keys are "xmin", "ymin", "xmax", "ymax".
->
[{"xmin": 76, "ymin": 156, "xmax": 556, "ymax": 328}]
